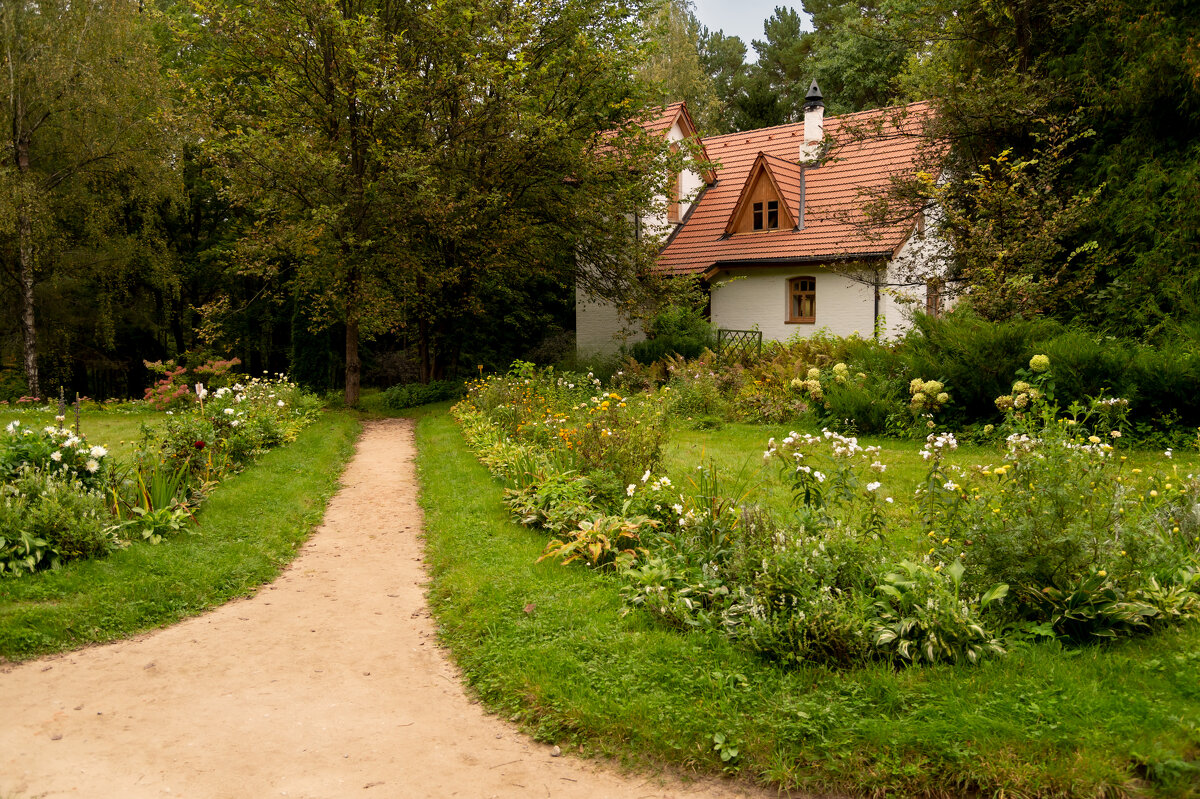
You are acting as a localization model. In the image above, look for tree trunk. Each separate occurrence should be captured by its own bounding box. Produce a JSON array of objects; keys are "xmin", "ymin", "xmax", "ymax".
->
[
  {"xmin": 344, "ymin": 315, "xmax": 361, "ymax": 407},
  {"xmin": 15, "ymin": 128, "xmax": 39, "ymax": 398},
  {"xmin": 17, "ymin": 208, "xmax": 38, "ymax": 399},
  {"xmin": 417, "ymin": 317, "xmax": 431, "ymax": 384}
]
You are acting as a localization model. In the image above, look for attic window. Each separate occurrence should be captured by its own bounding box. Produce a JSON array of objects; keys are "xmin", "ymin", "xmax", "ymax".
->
[
  {"xmin": 787, "ymin": 276, "xmax": 816, "ymax": 323},
  {"xmin": 752, "ymin": 200, "xmax": 780, "ymax": 231}
]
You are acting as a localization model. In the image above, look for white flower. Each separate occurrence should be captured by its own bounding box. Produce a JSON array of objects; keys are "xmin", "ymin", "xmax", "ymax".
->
[
  {"xmin": 276, "ymin": 400, "xmax": 285, "ymax": 407},
  {"xmin": 231, "ymin": 420, "xmax": 240, "ymax": 427},
  {"xmin": 626, "ymin": 484, "xmax": 636, "ymax": 497},
  {"xmin": 1165, "ymin": 449, "xmax": 1173, "ymax": 459},
  {"xmin": 90, "ymin": 445, "xmax": 107, "ymax": 458},
  {"xmin": 1110, "ymin": 430, "xmax": 1121, "ymax": 438},
  {"xmin": 64, "ymin": 436, "xmax": 80, "ymax": 448},
  {"xmin": 814, "ymin": 471, "xmax": 826, "ymax": 483},
  {"xmin": 641, "ymin": 469, "xmax": 651, "ymax": 483},
  {"xmin": 50, "ymin": 451, "xmax": 62, "ymax": 462},
  {"xmin": 866, "ymin": 482, "xmax": 881, "ymax": 491},
  {"xmin": 85, "ymin": 459, "xmax": 100, "ymax": 473},
  {"xmin": 195, "ymin": 383, "xmax": 208, "ymax": 399},
  {"xmin": 224, "ymin": 407, "xmax": 235, "ymax": 415},
  {"xmin": 885, "ymin": 497, "xmax": 895, "ymax": 504},
  {"xmin": 672, "ymin": 503, "xmax": 683, "ymax": 515},
  {"xmin": 659, "ymin": 477, "xmax": 671, "ymax": 487},
  {"xmin": 5, "ymin": 421, "xmax": 18, "ymax": 433}
]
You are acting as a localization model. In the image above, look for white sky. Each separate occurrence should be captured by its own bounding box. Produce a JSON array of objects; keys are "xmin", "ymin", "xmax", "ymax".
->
[{"xmin": 691, "ymin": 0, "xmax": 813, "ymax": 62}]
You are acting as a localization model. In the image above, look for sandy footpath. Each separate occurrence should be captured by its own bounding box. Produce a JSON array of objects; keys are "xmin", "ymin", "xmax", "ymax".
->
[{"xmin": 0, "ymin": 419, "xmax": 782, "ymax": 799}]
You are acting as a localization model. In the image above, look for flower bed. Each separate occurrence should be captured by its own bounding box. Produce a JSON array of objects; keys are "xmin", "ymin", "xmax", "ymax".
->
[
  {"xmin": 455, "ymin": 357, "xmax": 1200, "ymax": 669},
  {"xmin": 1, "ymin": 374, "xmax": 322, "ymax": 575}
]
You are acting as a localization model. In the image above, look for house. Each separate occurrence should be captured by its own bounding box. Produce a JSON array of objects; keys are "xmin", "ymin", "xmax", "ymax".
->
[{"xmin": 576, "ymin": 82, "xmax": 948, "ymax": 355}]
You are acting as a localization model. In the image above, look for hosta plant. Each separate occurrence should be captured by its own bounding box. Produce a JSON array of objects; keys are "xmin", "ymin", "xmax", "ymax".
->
[
  {"xmin": 539, "ymin": 514, "xmax": 657, "ymax": 570},
  {"xmin": 871, "ymin": 560, "xmax": 1009, "ymax": 665}
]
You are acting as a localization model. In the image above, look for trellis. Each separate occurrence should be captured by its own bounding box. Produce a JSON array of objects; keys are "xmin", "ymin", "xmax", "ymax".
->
[{"xmin": 716, "ymin": 328, "xmax": 762, "ymax": 362}]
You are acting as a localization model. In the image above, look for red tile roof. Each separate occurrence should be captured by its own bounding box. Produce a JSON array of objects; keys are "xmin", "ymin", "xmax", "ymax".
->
[
  {"xmin": 637, "ymin": 101, "xmax": 689, "ymax": 137},
  {"xmin": 658, "ymin": 101, "xmax": 935, "ymax": 276}
]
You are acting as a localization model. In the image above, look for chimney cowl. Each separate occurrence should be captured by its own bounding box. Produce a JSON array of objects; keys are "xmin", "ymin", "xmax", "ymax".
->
[{"xmin": 804, "ymin": 79, "xmax": 824, "ymax": 110}]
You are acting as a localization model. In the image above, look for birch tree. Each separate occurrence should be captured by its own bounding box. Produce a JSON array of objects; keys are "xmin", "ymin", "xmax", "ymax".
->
[{"xmin": 0, "ymin": 0, "xmax": 177, "ymax": 398}]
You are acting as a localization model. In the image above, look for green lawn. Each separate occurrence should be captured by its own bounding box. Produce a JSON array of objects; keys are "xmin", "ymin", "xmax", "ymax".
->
[
  {"xmin": 0, "ymin": 411, "xmax": 359, "ymax": 661},
  {"xmin": 1, "ymin": 407, "xmax": 155, "ymax": 462},
  {"xmin": 418, "ymin": 407, "xmax": 1200, "ymax": 798},
  {"xmin": 666, "ymin": 420, "xmax": 1200, "ymax": 557}
]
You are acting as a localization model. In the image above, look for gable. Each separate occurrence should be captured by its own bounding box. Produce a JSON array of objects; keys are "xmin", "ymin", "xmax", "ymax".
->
[{"xmin": 725, "ymin": 153, "xmax": 804, "ymax": 234}]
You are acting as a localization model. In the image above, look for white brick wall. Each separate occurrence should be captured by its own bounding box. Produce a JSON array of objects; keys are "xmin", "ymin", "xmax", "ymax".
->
[
  {"xmin": 575, "ymin": 283, "xmax": 644, "ymax": 356},
  {"xmin": 709, "ymin": 266, "xmax": 882, "ymax": 341}
]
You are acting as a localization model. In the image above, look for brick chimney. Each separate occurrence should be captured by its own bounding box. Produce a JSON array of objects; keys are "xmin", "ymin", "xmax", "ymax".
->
[{"xmin": 799, "ymin": 79, "xmax": 824, "ymax": 164}]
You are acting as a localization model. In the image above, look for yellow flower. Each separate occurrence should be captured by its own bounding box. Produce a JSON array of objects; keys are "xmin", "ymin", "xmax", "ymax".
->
[
  {"xmin": 1150, "ymin": 490, "xmax": 1158, "ymax": 497},
  {"xmin": 1097, "ymin": 570, "xmax": 1107, "ymax": 578},
  {"xmin": 1029, "ymin": 354, "xmax": 1050, "ymax": 373}
]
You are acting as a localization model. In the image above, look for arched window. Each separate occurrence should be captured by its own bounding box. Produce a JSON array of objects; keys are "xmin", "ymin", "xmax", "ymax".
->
[{"xmin": 788, "ymin": 276, "xmax": 816, "ymax": 323}]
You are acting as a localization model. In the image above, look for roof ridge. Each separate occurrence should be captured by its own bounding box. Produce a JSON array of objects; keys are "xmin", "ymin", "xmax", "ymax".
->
[{"xmin": 701, "ymin": 99, "xmax": 932, "ymax": 144}]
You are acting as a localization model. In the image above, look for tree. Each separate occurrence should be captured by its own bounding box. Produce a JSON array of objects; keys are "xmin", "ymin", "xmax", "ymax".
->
[
  {"xmin": 749, "ymin": 6, "xmax": 812, "ymax": 123},
  {"xmin": 196, "ymin": 0, "xmax": 675, "ymax": 398},
  {"xmin": 0, "ymin": 0, "xmax": 179, "ymax": 398},
  {"xmin": 192, "ymin": 0, "xmax": 421, "ymax": 405},
  {"xmin": 698, "ymin": 26, "xmax": 747, "ymax": 134},
  {"xmin": 640, "ymin": 0, "xmax": 724, "ymax": 131},
  {"xmin": 894, "ymin": 0, "xmax": 1200, "ymax": 337}
]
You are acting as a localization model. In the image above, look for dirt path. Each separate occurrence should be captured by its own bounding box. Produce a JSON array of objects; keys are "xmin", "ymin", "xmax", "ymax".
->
[{"xmin": 0, "ymin": 419, "xmax": 779, "ymax": 799}]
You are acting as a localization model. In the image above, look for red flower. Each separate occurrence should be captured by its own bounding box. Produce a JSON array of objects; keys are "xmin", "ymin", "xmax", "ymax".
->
[{"xmin": 194, "ymin": 440, "xmax": 206, "ymax": 450}]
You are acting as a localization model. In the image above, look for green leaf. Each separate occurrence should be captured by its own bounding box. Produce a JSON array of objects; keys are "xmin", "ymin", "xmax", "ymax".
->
[{"xmin": 980, "ymin": 583, "xmax": 1009, "ymax": 606}]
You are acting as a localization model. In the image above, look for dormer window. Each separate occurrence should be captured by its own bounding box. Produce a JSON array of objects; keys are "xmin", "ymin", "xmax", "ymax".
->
[
  {"xmin": 726, "ymin": 153, "xmax": 798, "ymax": 235},
  {"xmin": 751, "ymin": 200, "xmax": 780, "ymax": 231}
]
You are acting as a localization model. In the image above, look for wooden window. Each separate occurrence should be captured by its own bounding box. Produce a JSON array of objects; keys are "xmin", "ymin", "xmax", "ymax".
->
[
  {"xmin": 925, "ymin": 279, "xmax": 943, "ymax": 317},
  {"xmin": 788, "ymin": 276, "xmax": 816, "ymax": 323},
  {"xmin": 752, "ymin": 202, "xmax": 764, "ymax": 230},
  {"xmin": 667, "ymin": 142, "xmax": 682, "ymax": 223},
  {"xmin": 667, "ymin": 171, "xmax": 682, "ymax": 223},
  {"xmin": 767, "ymin": 200, "xmax": 779, "ymax": 230}
]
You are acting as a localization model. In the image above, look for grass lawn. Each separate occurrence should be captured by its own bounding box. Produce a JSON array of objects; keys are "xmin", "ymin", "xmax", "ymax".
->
[
  {"xmin": 1, "ymin": 407, "xmax": 155, "ymax": 462},
  {"xmin": 0, "ymin": 411, "xmax": 360, "ymax": 661},
  {"xmin": 417, "ymin": 406, "xmax": 1200, "ymax": 798},
  {"xmin": 666, "ymin": 421, "xmax": 1200, "ymax": 557}
]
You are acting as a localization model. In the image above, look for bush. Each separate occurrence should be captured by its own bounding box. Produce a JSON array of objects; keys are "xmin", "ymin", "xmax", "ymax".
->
[
  {"xmin": 899, "ymin": 308, "xmax": 1065, "ymax": 422},
  {"xmin": 382, "ymin": 379, "xmax": 466, "ymax": 410},
  {"xmin": 1, "ymin": 469, "xmax": 114, "ymax": 573},
  {"xmin": 0, "ymin": 422, "xmax": 112, "ymax": 490},
  {"xmin": 630, "ymin": 306, "xmax": 716, "ymax": 365}
]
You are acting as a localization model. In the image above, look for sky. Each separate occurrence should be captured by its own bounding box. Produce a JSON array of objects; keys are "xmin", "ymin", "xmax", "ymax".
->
[{"xmin": 691, "ymin": 0, "xmax": 812, "ymax": 61}]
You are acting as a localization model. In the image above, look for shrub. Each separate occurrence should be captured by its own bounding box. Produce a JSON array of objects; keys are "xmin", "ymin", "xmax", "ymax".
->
[
  {"xmin": 630, "ymin": 306, "xmax": 716, "ymax": 365},
  {"xmin": 870, "ymin": 560, "xmax": 1008, "ymax": 665},
  {"xmin": 900, "ymin": 308, "xmax": 1064, "ymax": 421},
  {"xmin": 0, "ymin": 469, "xmax": 114, "ymax": 573},
  {"xmin": 0, "ymin": 422, "xmax": 112, "ymax": 490},
  {"xmin": 382, "ymin": 379, "xmax": 466, "ymax": 410}
]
